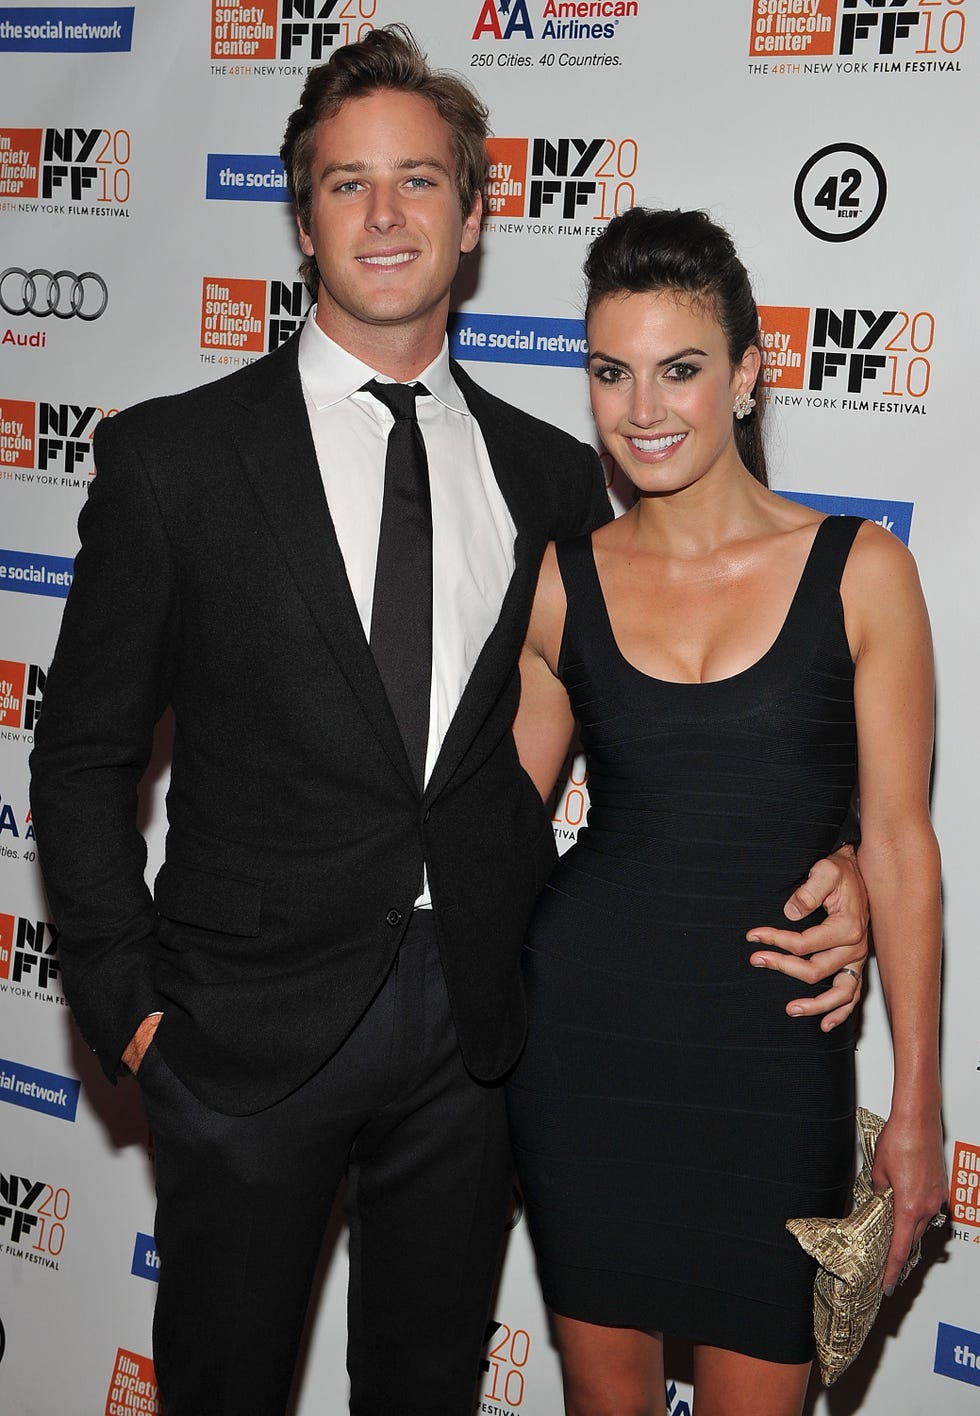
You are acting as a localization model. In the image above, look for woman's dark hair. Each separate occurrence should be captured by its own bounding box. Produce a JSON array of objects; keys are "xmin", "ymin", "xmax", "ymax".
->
[
  {"xmin": 281, "ymin": 24, "xmax": 490, "ymax": 297},
  {"xmin": 584, "ymin": 207, "xmax": 768, "ymax": 486}
]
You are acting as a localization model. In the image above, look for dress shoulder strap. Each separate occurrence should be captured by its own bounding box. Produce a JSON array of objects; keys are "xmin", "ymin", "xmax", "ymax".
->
[
  {"xmin": 553, "ymin": 534, "xmax": 605, "ymax": 680},
  {"xmin": 803, "ymin": 515, "xmax": 865, "ymax": 594},
  {"xmin": 554, "ymin": 533, "xmax": 598, "ymax": 607}
]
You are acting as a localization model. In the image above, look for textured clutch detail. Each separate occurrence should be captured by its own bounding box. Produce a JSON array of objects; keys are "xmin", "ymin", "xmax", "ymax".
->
[{"xmin": 786, "ymin": 1108, "xmax": 930, "ymax": 1386}]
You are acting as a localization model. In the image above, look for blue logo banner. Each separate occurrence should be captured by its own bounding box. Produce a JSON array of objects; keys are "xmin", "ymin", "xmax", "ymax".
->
[
  {"xmin": 131, "ymin": 1232, "xmax": 160, "ymax": 1282},
  {"xmin": 934, "ymin": 1322, "xmax": 980, "ymax": 1387},
  {"xmin": 450, "ymin": 312, "xmax": 588, "ymax": 368},
  {"xmin": 778, "ymin": 491, "xmax": 913, "ymax": 546},
  {"xmin": 206, "ymin": 153, "xmax": 290, "ymax": 203},
  {"xmin": 0, "ymin": 549, "xmax": 74, "ymax": 597},
  {"xmin": 0, "ymin": 1057, "xmax": 79, "ymax": 1121},
  {"xmin": 0, "ymin": 6, "xmax": 135, "ymax": 51}
]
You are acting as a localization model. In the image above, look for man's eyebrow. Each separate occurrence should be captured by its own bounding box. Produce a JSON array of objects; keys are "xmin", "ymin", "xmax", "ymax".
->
[{"xmin": 317, "ymin": 156, "xmax": 453, "ymax": 181}]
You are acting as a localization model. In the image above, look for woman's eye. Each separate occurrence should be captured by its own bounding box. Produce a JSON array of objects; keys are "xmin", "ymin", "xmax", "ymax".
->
[
  {"xmin": 665, "ymin": 362, "xmax": 698, "ymax": 382},
  {"xmin": 593, "ymin": 364, "xmax": 625, "ymax": 384}
]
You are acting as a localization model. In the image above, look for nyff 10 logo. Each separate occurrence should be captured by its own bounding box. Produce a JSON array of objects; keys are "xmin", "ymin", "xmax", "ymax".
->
[
  {"xmin": 200, "ymin": 277, "xmax": 311, "ymax": 363},
  {"xmin": 749, "ymin": 0, "xmax": 967, "ymax": 61},
  {"xmin": 0, "ymin": 1170, "xmax": 70, "ymax": 1266},
  {"xmin": 0, "ymin": 659, "xmax": 45, "ymax": 733},
  {"xmin": 0, "ymin": 127, "xmax": 130, "ymax": 209},
  {"xmin": 209, "ymin": 1, "xmax": 378, "ymax": 64},
  {"xmin": 481, "ymin": 1318, "xmax": 531, "ymax": 1410},
  {"xmin": 0, "ymin": 912, "xmax": 60, "ymax": 992},
  {"xmin": 0, "ymin": 401, "xmax": 111, "ymax": 483},
  {"xmin": 484, "ymin": 135, "xmax": 638, "ymax": 226},
  {"xmin": 758, "ymin": 303, "xmax": 934, "ymax": 412}
]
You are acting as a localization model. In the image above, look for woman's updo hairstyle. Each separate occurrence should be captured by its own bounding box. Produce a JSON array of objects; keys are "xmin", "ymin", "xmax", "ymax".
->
[{"xmin": 584, "ymin": 207, "xmax": 768, "ymax": 486}]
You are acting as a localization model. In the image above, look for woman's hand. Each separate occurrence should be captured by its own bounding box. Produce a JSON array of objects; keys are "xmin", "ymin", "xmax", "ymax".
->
[{"xmin": 872, "ymin": 1111, "xmax": 947, "ymax": 1292}]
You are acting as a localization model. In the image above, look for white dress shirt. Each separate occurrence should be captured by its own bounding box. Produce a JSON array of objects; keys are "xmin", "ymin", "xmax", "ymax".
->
[{"xmin": 297, "ymin": 311, "xmax": 517, "ymax": 907}]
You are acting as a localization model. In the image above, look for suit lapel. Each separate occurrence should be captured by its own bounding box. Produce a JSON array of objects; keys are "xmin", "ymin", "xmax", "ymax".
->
[{"xmin": 229, "ymin": 338, "xmax": 416, "ymax": 791}]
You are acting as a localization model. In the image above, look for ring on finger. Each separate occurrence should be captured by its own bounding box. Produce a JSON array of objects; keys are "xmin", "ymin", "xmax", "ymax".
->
[{"xmin": 838, "ymin": 967, "xmax": 861, "ymax": 982}]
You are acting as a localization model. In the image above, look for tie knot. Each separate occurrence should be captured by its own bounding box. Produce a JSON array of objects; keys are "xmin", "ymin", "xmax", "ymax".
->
[{"xmin": 363, "ymin": 380, "xmax": 427, "ymax": 422}]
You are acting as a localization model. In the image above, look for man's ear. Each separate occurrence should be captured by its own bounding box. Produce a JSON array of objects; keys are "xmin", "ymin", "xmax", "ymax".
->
[
  {"xmin": 461, "ymin": 191, "xmax": 482, "ymax": 255},
  {"xmin": 296, "ymin": 211, "xmax": 315, "ymax": 258}
]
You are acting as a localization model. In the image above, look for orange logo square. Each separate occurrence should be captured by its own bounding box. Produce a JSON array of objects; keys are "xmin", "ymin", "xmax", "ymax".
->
[
  {"xmin": 201, "ymin": 277, "xmax": 267, "ymax": 353},
  {"xmin": 951, "ymin": 1141, "xmax": 980, "ymax": 1227},
  {"xmin": 211, "ymin": 1, "xmax": 277, "ymax": 60},
  {"xmin": 106, "ymin": 1349, "xmax": 160, "ymax": 1415},
  {"xmin": 0, "ymin": 399, "xmax": 37, "ymax": 470},
  {"xmin": 0, "ymin": 660, "xmax": 26, "ymax": 728},
  {"xmin": 485, "ymin": 139, "xmax": 529, "ymax": 218},
  {"xmin": 0, "ymin": 128, "xmax": 42, "ymax": 199},
  {"xmin": 750, "ymin": 0, "xmax": 838, "ymax": 59},
  {"xmin": 758, "ymin": 306, "xmax": 810, "ymax": 391},
  {"xmin": 0, "ymin": 913, "xmax": 14, "ymax": 980}
]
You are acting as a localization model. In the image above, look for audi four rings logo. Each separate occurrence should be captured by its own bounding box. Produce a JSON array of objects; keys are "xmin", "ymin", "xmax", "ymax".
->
[{"xmin": 0, "ymin": 267, "xmax": 109, "ymax": 320}]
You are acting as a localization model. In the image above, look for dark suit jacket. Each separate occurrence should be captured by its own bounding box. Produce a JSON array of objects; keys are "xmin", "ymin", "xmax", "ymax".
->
[{"xmin": 29, "ymin": 334, "xmax": 611, "ymax": 1114}]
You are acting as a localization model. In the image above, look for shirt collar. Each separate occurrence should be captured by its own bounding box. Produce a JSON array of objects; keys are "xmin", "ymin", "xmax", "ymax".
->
[{"xmin": 297, "ymin": 308, "xmax": 469, "ymax": 415}]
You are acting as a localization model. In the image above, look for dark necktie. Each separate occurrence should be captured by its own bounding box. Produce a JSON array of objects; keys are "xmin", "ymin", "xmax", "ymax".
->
[{"xmin": 363, "ymin": 380, "xmax": 432, "ymax": 787}]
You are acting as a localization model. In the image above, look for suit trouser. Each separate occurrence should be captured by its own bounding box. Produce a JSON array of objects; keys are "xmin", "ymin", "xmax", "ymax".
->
[{"xmin": 137, "ymin": 913, "xmax": 513, "ymax": 1416}]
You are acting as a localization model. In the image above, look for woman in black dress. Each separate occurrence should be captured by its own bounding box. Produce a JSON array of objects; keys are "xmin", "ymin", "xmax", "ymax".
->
[{"xmin": 508, "ymin": 209, "xmax": 946, "ymax": 1416}]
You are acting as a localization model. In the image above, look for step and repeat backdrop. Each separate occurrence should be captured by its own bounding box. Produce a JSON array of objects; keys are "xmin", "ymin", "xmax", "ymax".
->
[{"xmin": 1, "ymin": 2, "xmax": 977, "ymax": 1413}]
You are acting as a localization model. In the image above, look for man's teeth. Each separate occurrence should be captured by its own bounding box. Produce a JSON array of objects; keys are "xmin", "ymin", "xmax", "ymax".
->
[
  {"xmin": 631, "ymin": 433, "xmax": 686, "ymax": 452},
  {"xmin": 359, "ymin": 252, "xmax": 416, "ymax": 266}
]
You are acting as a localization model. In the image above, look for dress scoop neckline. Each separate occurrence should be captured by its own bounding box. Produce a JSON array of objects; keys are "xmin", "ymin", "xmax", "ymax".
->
[{"xmin": 584, "ymin": 517, "xmax": 831, "ymax": 691}]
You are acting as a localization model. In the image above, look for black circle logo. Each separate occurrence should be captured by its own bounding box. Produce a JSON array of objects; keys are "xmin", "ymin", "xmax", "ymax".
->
[{"xmin": 794, "ymin": 144, "xmax": 887, "ymax": 243}]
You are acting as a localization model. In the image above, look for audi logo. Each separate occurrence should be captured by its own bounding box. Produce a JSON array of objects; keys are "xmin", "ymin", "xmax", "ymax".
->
[{"xmin": 0, "ymin": 267, "xmax": 109, "ymax": 321}]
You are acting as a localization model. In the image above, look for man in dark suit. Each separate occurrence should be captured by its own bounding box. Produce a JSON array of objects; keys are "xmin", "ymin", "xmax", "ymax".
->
[{"xmin": 29, "ymin": 25, "xmax": 868, "ymax": 1416}]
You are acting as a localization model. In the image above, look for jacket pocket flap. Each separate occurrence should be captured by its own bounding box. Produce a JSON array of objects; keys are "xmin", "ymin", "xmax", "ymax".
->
[{"xmin": 154, "ymin": 861, "xmax": 263, "ymax": 937}]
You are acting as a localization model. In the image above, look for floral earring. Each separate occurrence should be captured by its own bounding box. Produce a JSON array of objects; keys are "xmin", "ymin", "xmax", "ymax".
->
[{"xmin": 733, "ymin": 391, "xmax": 756, "ymax": 420}]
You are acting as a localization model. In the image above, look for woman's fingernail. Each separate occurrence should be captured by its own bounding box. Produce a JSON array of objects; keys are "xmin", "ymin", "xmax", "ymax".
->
[{"xmin": 884, "ymin": 1284, "xmax": 895, "ymax": 1297}]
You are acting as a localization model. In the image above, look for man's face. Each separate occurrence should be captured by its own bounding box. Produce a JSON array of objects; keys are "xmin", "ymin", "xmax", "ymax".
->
[{"xmin": 297, "ymin": 89, "xmax": 482, "ymax": 364}]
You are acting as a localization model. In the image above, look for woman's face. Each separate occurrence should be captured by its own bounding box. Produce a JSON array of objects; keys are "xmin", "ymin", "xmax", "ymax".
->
[{"xmin": 586, "ymin": 288, "xmax": 760, "ymax": 497}]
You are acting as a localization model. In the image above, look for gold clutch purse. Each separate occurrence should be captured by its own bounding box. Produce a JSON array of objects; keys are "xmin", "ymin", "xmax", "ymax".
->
[{"xmin": 786, "ymin": 1108, "xmax": 938, "ymax": 1386}]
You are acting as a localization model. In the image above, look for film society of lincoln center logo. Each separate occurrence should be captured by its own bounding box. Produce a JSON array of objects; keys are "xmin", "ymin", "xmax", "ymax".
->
[
  {"xmin": 749, "ymin": 0, "xmax": 968, "ymax": 62},
  {"xmin": 951, "ymin": 1141, "xmax": 980, "ymax": 1233},
  {"xmin": 200, "ymin": 276, "xmax": 311, "ymax": 361},
  {"xmin": 106, "ymin": 1348, "xmax": 161, "ymax": 1416},
  {"xmin": 0, "ymin": 126, "xmax": 130, "ymax": 210},
  {"xmin": 484, "ymin": 135, "xmax": 638, "ymax": 226},
  {"xmin": 209, "ymin": 1, "xmax": 379, "ymax": 64},
  {"xmin": 757, "ymin": 302, "xmax": 935, "ymax": 412}
]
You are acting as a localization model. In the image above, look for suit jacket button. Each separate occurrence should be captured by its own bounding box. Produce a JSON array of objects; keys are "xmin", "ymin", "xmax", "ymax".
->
[{"xmin": 385, "ymin": 908, "xmax": 403, "ymax": 927}]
